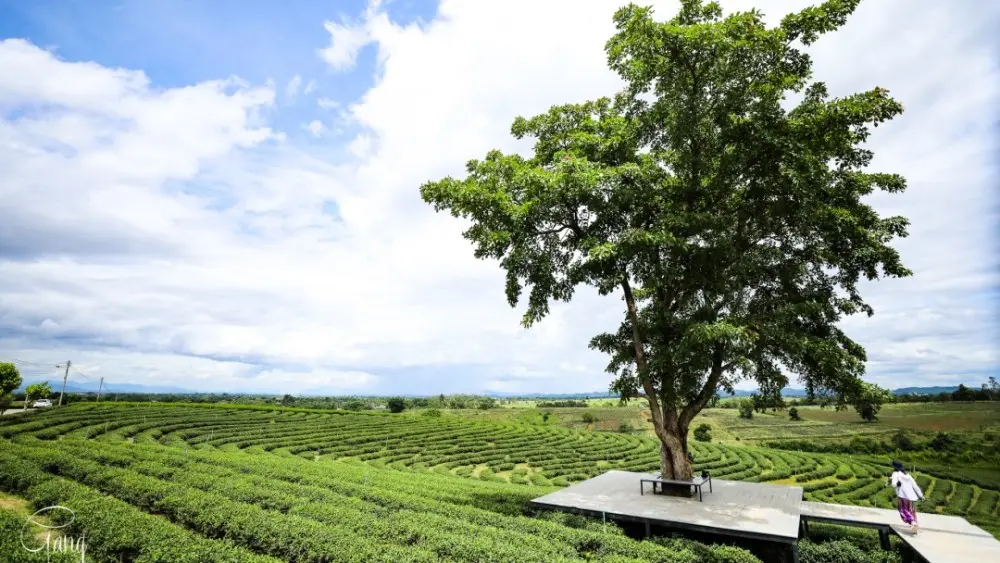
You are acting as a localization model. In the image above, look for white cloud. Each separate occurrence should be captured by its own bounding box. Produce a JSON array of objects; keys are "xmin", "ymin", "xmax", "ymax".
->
[
  {"xmin": 303, "ymin": 79, "xmax": 317, "ymax": 95},
  {"xmin": 284, "ymin": 74, "xmax": 302, "ymax": 103},
  {"xmin": 2, "ymin": 1, "xmax": 998, "ymax": 395},
  {"xmin": 346, "ymin": 133, "xmax": 372, "ymax": 158},
  {"xmin": 317, "ymin": 97, "xmax": 339, "ymax": 110},
  {"xmin": 317, "ymin": 18, "xmax": 372, "ymax": 72},
  {"xmin": 305, "ymin": 119, "xmax": 325, "ymax": 137}
]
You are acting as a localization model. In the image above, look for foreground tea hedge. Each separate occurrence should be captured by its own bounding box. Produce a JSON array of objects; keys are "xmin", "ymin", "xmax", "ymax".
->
[
  {"xmin": 1, "ymin": 402, "xmax": 996, "ymax": 560},
  {"xmin": 9, "ymin": 404, "xmax": 993, "ymax": 521},
  {"xmin": 0, "ymin": 434, "xmax": 762, "ymax": 562}
]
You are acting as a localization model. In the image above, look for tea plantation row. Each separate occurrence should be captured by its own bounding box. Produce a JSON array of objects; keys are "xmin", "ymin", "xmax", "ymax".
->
[{"xmin": 0, "ymin": 403, "xmax": 996, "ymax": 561}]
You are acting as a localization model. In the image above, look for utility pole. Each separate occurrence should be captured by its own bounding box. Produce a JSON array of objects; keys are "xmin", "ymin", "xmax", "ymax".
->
[
  {"xmin": 58, "ymin": 360, "xmax": 71, "ymax": 407},
  {"xmin": 96, "ymin": 377, "xmax": 104, "ymax": 403}
]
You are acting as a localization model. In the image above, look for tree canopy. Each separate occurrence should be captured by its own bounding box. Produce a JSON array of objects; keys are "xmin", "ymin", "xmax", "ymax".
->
[
  {"xmin": 420, "ymin": 0, "xmax": 910, "ymax": 479},
  {"xmin": 24, "ymin": 382, "xmax": 51, "ymax": 409},
  {"xmin": 0, "ymin": 362, "xmax": 21, "ymax": 396},
  {"xmin": 852, "ymin": 381, "xmax": 892, "ymax": 422}
]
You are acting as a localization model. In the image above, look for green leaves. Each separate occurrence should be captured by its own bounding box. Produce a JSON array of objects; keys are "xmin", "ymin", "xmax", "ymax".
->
[
  {"xmin": 780, "ymin": 0, "xmax": 861, "ymax": 46},
  {"xmin": 421, "ymin": 99, "xmax": 650, "ymax": 328},
  {"xmin": 0, "ymin": 363, "xmax": 21, "ymax": 415},
  {"xmin": 421, "ymin": 0, "xmax": 909, "ymax": 478},
  {"xmin": 0, "ymin": 362, "xmax": 21, "ymax": 396},
  {"xmin": 851, "ymin": 381, "xmax": 892, "ymax": 422},
  {"xmin": 24, "ymin": 382, "xmax": 50, "ymax": 403}
]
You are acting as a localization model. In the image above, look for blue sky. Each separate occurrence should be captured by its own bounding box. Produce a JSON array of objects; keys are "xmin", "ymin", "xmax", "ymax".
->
[
  {"xmin": 0, "ymin": 0, "xmax": 997, "ymax": 396},
  {"xmin": 0, "ymin": 0, "xmax": 437, "ymax": 148}
]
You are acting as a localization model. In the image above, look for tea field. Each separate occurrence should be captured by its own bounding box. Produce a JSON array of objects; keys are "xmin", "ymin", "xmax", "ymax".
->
[{"xmin": 0, "ymin": 403, "xmax": 998, "ymax": 562}]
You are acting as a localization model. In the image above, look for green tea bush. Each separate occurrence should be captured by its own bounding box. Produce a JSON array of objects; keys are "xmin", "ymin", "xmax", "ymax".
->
[
  {"xmin": 799, "ymin": 539, "xmax": 901, "ymax": 563},
  {"xmin": 650, "ymin": 537, "xmax": 761, "ymax": 563},
  {"xmin": 835, "ymin": 464, "xmax": 853, "ymax": 480},
  {"xmin": 5, "ymin": 402, "xmax": 999, "ymax": 557},
  {"xmin": 694, "ymin": 424, "xmax": 712, "ymax": 443}
]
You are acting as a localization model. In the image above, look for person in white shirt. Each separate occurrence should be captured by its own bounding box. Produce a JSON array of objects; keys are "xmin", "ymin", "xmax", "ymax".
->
[{"xmin": 889, "ymin": 460, "xmax": 925, "ymax": 534}]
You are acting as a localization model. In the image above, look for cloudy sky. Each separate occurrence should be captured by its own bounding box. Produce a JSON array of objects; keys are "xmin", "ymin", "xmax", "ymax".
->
[{"xmin": 0, "ymin": 0, "xmax": 997, "ymax": 396}]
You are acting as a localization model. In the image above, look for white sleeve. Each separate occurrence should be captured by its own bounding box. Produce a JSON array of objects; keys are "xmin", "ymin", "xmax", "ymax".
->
[{"xmin": 913, "ymin": 479, "xmax": 924, "ymax": 498}]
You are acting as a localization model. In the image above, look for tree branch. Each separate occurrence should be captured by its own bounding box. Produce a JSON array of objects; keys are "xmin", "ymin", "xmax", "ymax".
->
[
  {"xmin": 679, "ymin": 346, "xmax": 725, "ymax": 428},
  {"xmin": 621, "ymin": 278, "xmax": 665, "ymax": 433}
]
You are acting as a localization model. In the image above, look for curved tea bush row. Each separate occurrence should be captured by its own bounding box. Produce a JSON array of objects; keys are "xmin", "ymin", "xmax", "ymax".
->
[
  {"xmin": 0, "ymin": 507, "xmax": 83, "ymax": 563},
  {"xmin": 0, "ymin": 445, "xmax": 281, "ymax": 563},
  {"xmin": 9, "ymin": 404, "xmax": 1000, "ymax": 534},
  {"xmin": 1, "ymin": 436, "xmax": 764, "ymax": 563}
]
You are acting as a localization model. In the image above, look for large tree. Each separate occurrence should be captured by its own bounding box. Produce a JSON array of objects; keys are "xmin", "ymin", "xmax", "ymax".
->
[{"xmin": 420, "ymin": 0, "xmax": 910, "ymax": 480}]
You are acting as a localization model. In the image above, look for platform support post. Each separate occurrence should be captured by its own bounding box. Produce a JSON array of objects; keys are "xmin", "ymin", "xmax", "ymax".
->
[
  {"xmin": 644, "ymin": 521, "xmax": 650, "ymax": 538},
  {"xmin": 879, "ymin": 529, "xmax": 891, "ymax": 551}
]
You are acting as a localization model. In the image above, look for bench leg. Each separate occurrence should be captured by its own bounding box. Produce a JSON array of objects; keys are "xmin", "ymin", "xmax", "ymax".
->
[
  {"xmin": 879, "ymin": 529, "xmax": 891, "ymax": 551},
  {"xmin": 698, "ymin": 486, "xmax": 703, "ymax": 502}
]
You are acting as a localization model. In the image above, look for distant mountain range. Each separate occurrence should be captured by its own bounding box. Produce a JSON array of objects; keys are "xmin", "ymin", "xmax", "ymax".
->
[
  {"xmin": 16, "ymin": 380, "xmax": 964, "ymax": 398},
  {"xmin": 890, "ymin": 386, "xmax": 961, "ymax": 396}
]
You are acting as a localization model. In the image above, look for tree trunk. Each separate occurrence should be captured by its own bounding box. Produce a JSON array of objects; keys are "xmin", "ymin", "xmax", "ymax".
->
[
  {"xmin": 654, "ymin": 412, "xmax": 694, "ymax": 481},
  {"xmin": 619, "ymin": 278, "xmax": 695, "ymax": 482}
]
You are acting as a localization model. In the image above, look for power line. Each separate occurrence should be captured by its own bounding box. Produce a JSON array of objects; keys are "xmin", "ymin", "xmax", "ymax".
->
[
  {"xmin": 70, "ymin": 365, "xmax": 95, "ymax": 381},
  {"xmin": 8, "ymin": 360, "xmax": 58, "ymax": 373},
  {"xmin": 5, "ymin": 357, "xmax": 118, "ymax": 401},
  {"xmin": 8, "ymin": 357, "xmax": 53, "ymax": 367},
  {"xmin": 2, "ymin": 358, "xmax": 60, "ymax": 379}
]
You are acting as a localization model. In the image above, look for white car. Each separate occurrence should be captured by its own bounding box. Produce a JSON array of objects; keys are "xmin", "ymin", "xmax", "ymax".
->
[{"xmin": 32, "ymin": 399, "xmax": 53, "ymax": 408}]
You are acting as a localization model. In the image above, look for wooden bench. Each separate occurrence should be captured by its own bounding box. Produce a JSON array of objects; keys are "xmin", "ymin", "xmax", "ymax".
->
[{"xmin": 640, "ymin": 472, "xmax": 713, "ymax": 501}]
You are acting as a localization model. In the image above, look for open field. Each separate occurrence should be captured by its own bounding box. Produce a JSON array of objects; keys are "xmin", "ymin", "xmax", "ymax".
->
[
  {"xmin": 498, "ymin": 398, "xmax": 624, "ymax": 409},
  {"xmin": 457, "ymin": 400, "xmax": 1000, "ymax": 447},
  {"xmin": 793, "ymin": 402, "xmax": 1000, "ymax": 432},
  {"xmin": 455, "ymin": 405, "xmax": 649, "ymax": 434},
  {"xmin": 0, "ymin": 401, "xmax": 997, "ymax": 563}
]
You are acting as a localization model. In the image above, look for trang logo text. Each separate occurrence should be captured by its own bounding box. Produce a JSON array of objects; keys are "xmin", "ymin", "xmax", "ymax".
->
[{"xmin": 20, "ymin": 505, "xmax": 87, "ymax": 562}]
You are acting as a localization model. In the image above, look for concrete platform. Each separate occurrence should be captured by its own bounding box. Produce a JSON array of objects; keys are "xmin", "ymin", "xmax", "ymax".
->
[
  {"xmin": 532, "ymin": 472, "xmax": 1000, "ymax": 563},
  {"xmin": 801, "ymin": 501, "xmax": 986, "ymax": 534},
  {"xmin": 892, "ymin": 523, "xmax": 1000, "ymax": 563},
  {"xmin": 801, "ymin": 501, "xmax": 1000, "ymax": 563},
  {"xmin": 530, "ymin": 470, "xmax": 803, "ymax": 543}
]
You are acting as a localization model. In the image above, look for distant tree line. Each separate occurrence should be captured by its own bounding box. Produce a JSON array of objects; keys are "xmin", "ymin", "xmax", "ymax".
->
[
  {"xmin": 13, "ymin": 391, "xmax": 506, "ymax": 412},
  {"xmin": 713, "ymin": 379, "xmax": 998, "ymax": 423},
  {"xmin": 536, "ymin": 400, "xmax": 589, "ymax": 408},
  {"xmin": 890, "ymin": 381, "xmax": 999, "ymax": 403}
]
